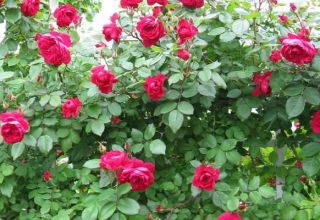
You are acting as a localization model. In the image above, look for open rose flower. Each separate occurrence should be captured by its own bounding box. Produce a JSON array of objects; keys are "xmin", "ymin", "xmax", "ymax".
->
[
  {"xmin": 311, "ymin": 111, "xmax": 320, "ymax": 134},
  {"xmin": 120, "ymin": 0, "xmax": 143, "ymax": 8},
  {"xmin": 269, "ymin": 50, "xmax": 282, "ymax": 63},
  {"xmin": 0, "ymin": 111, "xmax": 29, "ymax": 144},
  {"xmin": 176, "ymin": 19, "xmax": 198, "ymax": 45},
  {"xmin": 21, "ymin": 0, "xmax": 40, "ymax": 17},
  {"xmin": 144, "ymin": 73, "xmax": 166, "ymax": 101},
  {"xmin": 280, "ymin": 33, "xmax": 318, "ymax": 65},
  {"xmin": 100, "ymin": 150, "xmax": 129, "ymax": 170},
  {"xmin": 192, "ymin": 164, "xmax": 220, "ymax": 191},
  {"xmin": 251, "ymin": 71, "xmax": 272, "ymax": 97},
  {"xmin": 91, "ymin": 65, "xmax": 117, "ymax": 94},
  {"xmin": 103, "ymin": 13, "xmax": 122, "ymax": 43},
  {"xmin": 43, "ymin": 170, "xmax": 52, "ymax": 182},
  {"xmin": 53, "ymin": 4, "xmax": 80, "ymax": 27},
  {"xmin": 137, "ymin": 16, "xmax": 166, "ymax": 47},
  {"xmin": 180, "ymin": 0, "xmax": 204, "ymax": 8},
  {"xmin": 36, "ymin": 31, "xmax": 72, "ymax": 66},
  {"xmin": 117, "ymin": 159, "xmax": 155, "ymax": 191},
  {"xmin": 147, "ymin": 0, "xmax": 168, "ymax": 6},
  {"xmin": 61, "ymin": 97, "xmax": 82, "ymax": 119},
  {"xmin": 177, "ymin": 49, "xmax": 190, "ymax": 60},
  {"xmin": 217, "ymin": 212, "xmax": 242, "ymax": 220}
]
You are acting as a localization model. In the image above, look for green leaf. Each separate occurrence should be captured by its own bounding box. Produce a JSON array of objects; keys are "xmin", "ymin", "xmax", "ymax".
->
[
  {"xmin": 149, "ymin": 139, "xmax": 166, "ymax": 155},
  {"xmin": 280, "ymin": 205, "xmax": 297, "ymax": 220},
  {"xmin": 301, "ymin": 142, "xmax": 320, "ymax": 157},
  {"xmin": 178, "ymin": 101, "xmax": 194, "ymax": 115},
  {"xmin": 285, "ymin": 96, "xmax": 305, "ymax": 118},
  {"xmin": 198, "ymin": 82, "xmax": 216, "ymax": 97},
  {"xmin": 83, "ymin": 159, "xmax": 100, "ymax": 169},
  {"xmin": 121, "ymin": 61, "xmax": 133, "ymax": 70},
  {"xmin": 232, "ymin": 19, "xmax": 250, "ymax": 36},
  {"xmin": 227, "ymin": 89, "xmax": 242, "ymax": 98},
  {"xmin": 99, "ymin": 203, "xmax": 117, "ymax": 220},
  {"xmin": 39, "ymin": 95, "xmax": 50, "ymax": 106},
  {"xmin": 108, "ymin": 102, "xmax": 122, "ymax": 116},
  {"xmin": 220, "ymin": 32, "xmax": 236, "ymax": 42},
  {"xmin": 0, "ymin": 181, "xmax": 13, "ymax": 197},
  {"xmin": 5, "ymin": 8, "xmax": 21, "ymax": 23},
  {"xmin": 220, "ymin": 139, "xmax": 237, "ymax": 151},
  {"xmin": 248, "ymin": 176, "xmax": 260, "ymax": 191},
  {"xmin": 259, "ymin": 185, "xmax": 276, "ymax": 198},
  {"xmin": 199, "ymin": 69, "xmax": 211, "ymax": 81},
  {"xmin": 294, "ymin": 210, "xmax": 309, "ymax": 220},
  {"xmin": 249, "ymin": 191, "xmax": 262, "ymax": 204},
  {"xmin": 158, "ymin": 102, "xmax": 177, "ymax": 115},
  {"xmin": 37, "ymin": 135, "xmax": 53, "ymax": 154},
  {"xmin": 0, "ymin": 72, "xmax": 14, "ymax": 81},
  {"xmin": 87, "ymin": 104, "xmax": 102, "ymax": 118},
  {"xmin": 144, "ymin": 124, "xmax": 156, "ymax": 140},
  {"xmin": 11, "ymin": 142, "xmax": 25, "ymax": 160},
  {"xmin": 82, "ymin": 205, "xmax": 99, "ymax": 220},
  {"xmin": 303, "ymin": 158, "xmax": 320, "ymax": 176},
  {"xmin": 23, "ymin": 135, "xmax": 37, "ymax": 146},
  {"xmin": 49, "ymin": 95, "xmax": 61, "ymax": 107},
  {"xmin": 1, "ymin": 164, "xmax": 14, "ymax": 176},
  {"xmin": 117, "ymin": 198, "xmax": 140, "ymax": 215},
  {"xmin": 168, "ymin": 110, "xmax": 184, "ymax": 133},
  {"xmin": 212, "ymin": 72, "xmax": 227, "ymax": 89},
  {"xmin": 312, "ymin": 55, "xmax": 320, "ymax": 71},
  {"xmin": 208, "ymin": 27, "xmax": 226, "ymax": 36},
  {"xmin": 227, "ymin": 197, "xmax": 239, "ymax": 211},
  {"xmin": 131, "ymin": 129, "xmax": 143, "ymax": 142},
  {"xmin": 117, "ymin": 183, "xmax": 132, "ymax": 196},
  {"xmin": 303, "ymin": 87, "xmax": 320, "ymax": 105},
  {"xmin": 91, "ymin": 120, "xmax": 105, "ymax": 136},
  {"xmin": 236, "ymin": 102, "xmax": 251, "ymax": 120}
]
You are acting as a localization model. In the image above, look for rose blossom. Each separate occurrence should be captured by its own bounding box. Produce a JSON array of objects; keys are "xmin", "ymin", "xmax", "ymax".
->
[
  {"xmin": 43, "ymin": 170, "xmax": 52, "ymax": 182},
  {"xmin": 290, "ymin": 3, "xmax": 297, "ymax": 12},
  {"xmin": 111, "ymin": 116, "xmax": 121, "ymax": 124},
  {"xmin": 147, "ymin": 0, "xmax": 168, "ymax": 6},
  {"xmin": 176, "ymin": 19, "xmax": 198, "ymax": 45},
  {"xmin": 144, "ymin": 73, "xmax": 166, "ymax": 101},
  {"xmin": 120, "ymin": 0, "xmax": 143, "ymax": 8},
  {"xmin": 53, "ymin": 4, "xmax": 80, "ymax": 27},
  {"xmin": 294, "ymin": 160, "xmax": 302, "ymax": 168},
  {"xmin": 117, "ymin": 159, "xmax": 155, "ymax": 191},
  {"xmin": 278, "ymin": 14, "xmax": 288, "ymax": 24},
  {"xmin": 137, "ymin": 16, "xmax": 166, "ymax": 47},
  {"xmin": 177, "ymin": 49, "xmax": 190, "ymax": 60},
  {"xmin": 311, "ymin": 111, "xmax": 320, "ymax": 134},
  {"xmin": 100, "ymin": 150, "xmax": 129, "ymax": 170},
  {"xmin": 90, "ymin": 65, "xmax": 117, "ymax": 94},
  {"xmin": 251, "ymin": 71, "xmax": 272, "ymax": 97},
  {"xmin": 21, "ymin": 0, "xmax": 40, "ymax": 17},
  {"xmin": 269, "ymin": 50, "xmax": 282, "ymax": 63},
  {"xmin": 180, "ymin": 0, "xmax": 204, "ymax": 8},
  {"xmin": 216, "ymin": 212, "xmax": 242, "ymax": 220},
  {"xmin": 0, "ymin": 0, "xmax": 3, "ymax": 7},
  {"xmin": 192, "ymin": 164, "xmax": 220, "ymax": 191},
  {"xmin": 103, "ymin": 13, "xmax": 122, "ymax": 43},
  {"xmin": 152, "ymin": 6, "xmax": 164, "ymax": 17},
  {"xmin": 0, "ymin": 111, "xmax": 29, "ymax": 144},
  {"xmin": 298, "ymin": 26, "xmax": 311, "ymax": 38},
  {"xmin": 269, "ymin": 177, "xmax": 276, "ymax": 186},
  {"xmin": 36, "ymin": 31, "xmax": 72, "ymax": 66},
  {"xmin": 271, "ymin": 0, "xmax": 277, "ymax": 4},
  {"xmin": 280, "ymin": 33, "xmax": 317, "ymax": 65},
  {"xmin": 61, "ymin": 97, "xmax": 82, "ymax": 119}
]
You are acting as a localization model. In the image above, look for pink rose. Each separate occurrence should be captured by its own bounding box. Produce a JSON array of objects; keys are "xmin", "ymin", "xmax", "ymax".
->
[
  {"xmin": 192, "ymin": 164, "xmax": 220, "ymax": 191},
  {"xmin": 36, "ymin": 31, "xmax": 72, "ymax": 66},
  {"xmin": 53, "ymin": 4, "xmax": 80, "ymax": 27},
  {"xmin": 43, "ymin": 170, "xmax": 52, "ymax": 182},
  {"xmin": 290, "ymin": 3, "xmax": 297, "ymax": 12},
  {"xmin": 176, "ymin": 19, "xmax": 198, "ymax": 45},
  {"xmin": 278, "ymin": 14, "xmax": 288, "ymax": 24},
  {"xmin": 100, "ymin": 150, "xmax": 129, "ymax": 170},
  {"xmin": 269, "ymin": 50, "xmax": 282, "ymax": 63},
  {"xmin": 137, "ymin": 16, "xmax": 166, "ymax": 47},
  {"xmin": 21, "ymin": 0, "xmax": 40, "ymax": 17},
  {"xmin": 61, "ymin": 97, "xmax": 82, "ymax": 119},
  {"xmin": 251, "ymin": 71, "xmax": 272, "ymax": 97},
  {"xmin": 177, "ymin": 49, "xmax": 190, "ymax": 60},
  {"xmin": 216, "ymin": 212, "xmax": 241, "ymax": 220},
  {"xmin": 90, "ymin": 65, "xmax": 118, "ymax": 94}
]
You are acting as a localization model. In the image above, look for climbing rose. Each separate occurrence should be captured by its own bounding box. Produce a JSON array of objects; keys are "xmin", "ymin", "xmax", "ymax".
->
[
  {"xmin": 117, "ymin": 159, "xmax": 155, "ymax": 191},
  {"xmin": 311, "ymin": 111, "xmax": 320, "ymax": 134},
  {"xmin": 90, "ymin": 65, "xmax": 117, "ymax": 94},
  {"xmin": 290, "ymin": 3, "xmax": 297, "ymax": 12},
  {"xmin": 0, "ymin": 112, "xmax": 29, "ymax": 144},
  {"xmin": 216, "ymin": 212, "xmax": 242, "ymax": 220},
  {"xmin": 137, "ymin": 16, "xmax": 166, "ymax": 47},
  {"xmin": 43, "ymin": 170, "xmax": 52, "ymax": 182},
  {"xmin": 53, "ymin": 4, "xmax": 80, "ymax": 27},
  {"xmin": 102, "ymin": 13, "xmax": 122, "ymax": 43},
  {"xmin": 147, "ymin": 0, "xmax": 168, "ymax": 6},
  {"xmin": 36, "ymin": 31, "xmax": 72, "ymax": 66},
  {"xmin": 61, "ymin": 97, "xmax": 82, "ymax": 119},
  {"xmin": 144, "ymin": 73, "xmax": 167, "ymax": 101},
  {"xmin": 280, "ymin": 33, "xmax": 317, "ymax": 65},
  {"xmin": 100, "ymin": 150, "xmax": 129, "ymax": 170},
  {"xmin": 21, "ymin": 0, "xmax": 40, "ymax": 17},
  {"xmin": 152, "ymin": 6, "xmax": 164, "ymax": 17},
  {"xmin": 180, "ymin": 0, "xmax": 204, "ymax": 8},
  {"xmin": 278, "ymin": 14, "xmax": 288, "ymax": 24},
  {"xmin": 177, "ymin": 49, "xmax": 190, "ymax": 60},
  {"xmin": 269, "ymin": 50, "xmax": 282, "ymax": 63},
  {"xmin": 251, "ymin": 71, "xmax": 272, "ymax": 97},
  {"xmin": 192, "ymin": 164, "xmax": 220, "ymax": 191},
  {"xmin": 111, "ymin": 116, "xmax": 121, "ymax": 124},
  {"xmin": 120, "ymin": 0, "xmax": 143, "ymax": 8},
  {"xmin": 176, "ymin": 19, "xmax": 198, "ymax": 45}
]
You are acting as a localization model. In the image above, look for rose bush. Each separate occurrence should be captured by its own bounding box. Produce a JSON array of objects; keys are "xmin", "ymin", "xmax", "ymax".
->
[{"xmin": 1, "ymin": 0, "xmax": 320, "ymax": 219}]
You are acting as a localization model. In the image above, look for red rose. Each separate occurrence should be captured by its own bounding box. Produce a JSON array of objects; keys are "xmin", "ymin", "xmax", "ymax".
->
[
  {"xmin": 95, "ymin": 42, "xmax": 107, "ymax": 48},
  {"xmin": 251, "ymin": 71, "xmax": 272, "ymax": 97},
  {"xmin": 152, "ymin": 6, "xmax": 164, "ymax": 17},
  {"xmin": 290, "ymin": 3, "xmax": 297, "ymax": 12},
  {"xmin": 111, "ymin": 116, "xmax": 121, "ymax": 124},
  {"xmin": 90, "ymin": 65, "xmax": 117, "ymax": 94},
  {"xmin": 61, "ymin": 97, "xmax": 82, "ymax": 119},
  {"xmin": 120, "ymin": 0, "xmax": 143, "ymax": 8},
  {"xmin": 298, "ymin": 26, "xmax": 311, "ymax": 38},
  {"xmin": 271, "ymin": 0, "xmax": 277, "ymax": 4},
  {"xmin": 0, "ymin": 0, "xmax": 3, "ymax": 7},
  {"xmin": 43, "ymin": 170, "xmax": 52, "ymax": 182},
  {"xmin": 56, "ymin": 149, "xmax": 63, "ymax": 155},
  {"xmin": 117, "ymin": 159, "xmax": 155, "ymax": 191},
  {"xmin": 103, "ymin": 23, "xmax": 122, "ymax": 43},
  {"xmin": 156, "ymin": 205, "xmax": 165, "ymax": 212},
  {"xmin": 100, "ymin": 150, "xmax": 129, "ymax": 171},
  {"xmin": 53, "ymin": 4, "xmax": 80, "ymax": 27},
  {"xmin": 269, "ymin": 50, "xmax": 282, "ymax": 63},
  {"xmin": 239, "ymin": 201, "xmax": 248, "ymax": 210},
  {"xmin": 216, "ymin": 212, "xmax": 241, "ymax": 220},
  {"xmin": 144, "ymin": 73, "xmax": 166, "ymax": 101},
  {"xmin": 280, "ymin": 33, "xmax": 318, "ymax": 65},
  {"xmin": 36, "ymin": 31, "xmax": 72, "ymax": 66},
  {"xmin": 278, "ymin": 14, "xmax": 288, "ymax": 24},
  {"xmin": 180, "ymin": 0, "xmax": 203, "ymax": 8},
  {"xmin": 0, "ymin": 111, "xmax": 29, "ymax": 144},
  {"xmin": 269, "ymin": 177, "xmax": 276, "ymax": 186},
  {"xmin": 137, "ymin": 16, "xmax": 166, "ymax": 47},
  {"xmin": 21, "ymin": 0, "xmax": 40, "ymax": 17},
  {"xmin": 177, "ymin": 49, "xmax": 190, "ymax": 60},
  {"xmin": 294, "ymin": 160, "xmax": 302, "ymax": 168},
  {"xmin": 311, "ymin": 111, "xmax": 320, "ymax": 134},
  {"xmin": 192, "ymin": 164, "xmax": 220, "ymax": 191},
  {"xmin": 147, "ymin": 0, "xmax": 168, "ymax": 6},
  {"xmin": 176, "ymin": 19, "xmax": 198, "ymax": 45}
]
